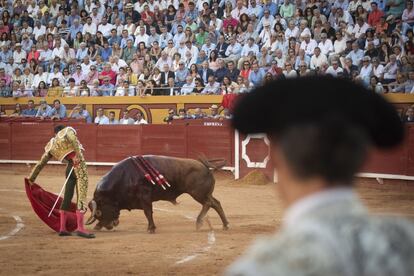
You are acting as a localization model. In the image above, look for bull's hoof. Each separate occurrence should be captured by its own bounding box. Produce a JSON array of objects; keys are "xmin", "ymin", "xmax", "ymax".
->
[
  {"xmin": 223, "ymin": 224, "xmax": 230, "ymax": 231},
  {"xmin": 196, "ymin": 221, "xmax": 203, "ymax": 231},
  {"xmin": 147, "ymin": 228, "xmax": 156, "ymax": 234},
  {"xmin": 94, "ymin": 224, "xmax": 103, "ymax": 231}
]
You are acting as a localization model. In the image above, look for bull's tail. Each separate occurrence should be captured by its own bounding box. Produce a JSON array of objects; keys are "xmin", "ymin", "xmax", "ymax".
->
[{"xmin": 198, "ymin": 155, "xmax": 226, "ymax": 171}]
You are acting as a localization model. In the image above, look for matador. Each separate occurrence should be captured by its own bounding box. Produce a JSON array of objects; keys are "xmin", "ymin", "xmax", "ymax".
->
[{"xmin": 28, "ymin": 125, "xmax": 95, "ymax": 238}]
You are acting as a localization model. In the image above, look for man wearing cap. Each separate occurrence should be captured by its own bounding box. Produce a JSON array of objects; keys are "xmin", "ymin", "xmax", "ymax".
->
[
  {"xmin": 13, "ymin": 44, "xmax": 26, "ymax": 65},
  {"xmin": 98, "ymin": 77, "xmax": 115, "ymax": 96},
  {"xmin": 207, "ymin": 105, "xmax": 221, "ymax": 119},
  {"xmin": 227, "ymin": 76, "xmax": 414, "ymax": 276},
  {"xmin": 358, "ymin": 56, "xmax": 373, "ymax": 86},
  {"xmin": 124, "ymin": 3, "xmax": 141, "ymax": 22}
]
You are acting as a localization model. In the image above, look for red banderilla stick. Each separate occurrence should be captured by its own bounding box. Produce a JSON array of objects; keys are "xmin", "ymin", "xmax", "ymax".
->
[
  {"xmin": 138, "ymin": 157, "xmax": 166, "ymax": 190},
  {"xmin": 138, "ymin": 157, "xmax": 170, "ymax": 189},
  {"xmin": 130, "ymin": 156, "xmax": 155, "ymax": 185}
]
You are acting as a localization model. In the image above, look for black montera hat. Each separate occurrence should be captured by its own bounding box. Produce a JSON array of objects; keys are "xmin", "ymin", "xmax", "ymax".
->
[{"xmin": 232, "ymin": 76, "xmax": 404, "ymax": 149}]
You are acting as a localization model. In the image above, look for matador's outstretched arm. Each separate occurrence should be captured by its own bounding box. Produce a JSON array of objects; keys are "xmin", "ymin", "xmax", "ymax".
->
[{"xmin": 28, "ymin": 152, "xmax": 52, "ymax": 182}]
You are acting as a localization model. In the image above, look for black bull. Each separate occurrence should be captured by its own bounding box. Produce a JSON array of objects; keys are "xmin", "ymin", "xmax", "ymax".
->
[{"xmin": 86, "ymin": 155, "xmax": 229, "ymax": 233}]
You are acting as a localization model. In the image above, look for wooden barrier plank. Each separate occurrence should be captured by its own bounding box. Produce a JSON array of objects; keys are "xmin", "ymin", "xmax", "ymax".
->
[
  {"xmin": 141, "ymin": 125, "xmax": 186, "ymax": 157},
  {"xmin": 363, "ymin": 147, "xmax": 407, "ymax": 175},
  {"xmin": 187, "ymin": 126, "xmax": 234, "ymax": 166},
  {"xmin": 0, "ymin": 123, "xmax": 11, "ymax": 159},
  {"xmin": 11, "ymin": 123, "xmax": 53, "ymax": 160},
  {"xmin": 96, "ymin": 126, "xmax": 141, "ymax": 162}
]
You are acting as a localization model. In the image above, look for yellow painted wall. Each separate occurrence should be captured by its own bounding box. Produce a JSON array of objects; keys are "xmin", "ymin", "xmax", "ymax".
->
[
  {"xmin": 0, "ymin": 96, "xmax": 224, "ymax": 124},
  {"xmin": 1, "ymin": 94, "xmax": 413, "ymax": 123}
]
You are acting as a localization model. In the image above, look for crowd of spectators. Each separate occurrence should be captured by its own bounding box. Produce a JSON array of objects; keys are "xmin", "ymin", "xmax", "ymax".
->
[{"xmin": 0, "ymin": 0, "xmax": 413, "ymax": 98}]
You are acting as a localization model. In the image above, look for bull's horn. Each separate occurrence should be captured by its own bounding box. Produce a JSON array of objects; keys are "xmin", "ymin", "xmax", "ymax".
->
[{"xmin": 85, "ymin": 200, "xmax": 97, "ymax": 225}]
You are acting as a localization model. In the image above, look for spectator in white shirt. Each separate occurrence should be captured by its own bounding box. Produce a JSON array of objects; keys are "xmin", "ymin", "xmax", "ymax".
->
[
  {"xmin": 83, "ymin": 16, "xmax": 97, "ymax": 35},
  {"xmin": 224, "ymin": 36, "xmax": 242, "ymax": 64},
  {"xmin": 94, "ymin": 108, "xmax": 110, "ymax": 125},
  {"xmin": 258, "ymin": 22, "xmax": 272, "ymax": 46},
  {"xmin": 300, "ymin": 33, "xmax": 318, "ymax": 56},
  {"xmin": 13, "ymin": 44, "xmax": 26, "ymax": 64},
  {"xmin": 358, "ymin": 56, "xmax": 373, "ymax": 87},
  {"xmin": 352, "ymin": 17, "xmax": 370, "ymax": 39},
  {"xmin": 32, "ymin": 67, "xmax": 48, "ymax": 89},
  {"xmin": 201, "ymin": 38, "xmax": 217, "ymax": 59},
  {"xmin": 209, "ymin": 13, "xmax": 223, "ymax": 32},
  {"xmin": 33, "ymin": 20, "xmax": 46, "ymax": 41},
  {"xmin": 257, "ymin": 9, "xmax": 274, "ymax": 33},
  {"xmin": 231, "ymin": 0, "xmax": 248, "ymax": 20},
  {"xmin": 134, "ymin": 110, "xmax": 148, "ymax": 125},
  {"xmin": 134, "ymin": 26, "xmax": 150, "ymax": 47},
  {"xmin": 332, "ymin": 31, "xmax": 347, "ymax": 59},
  {"xmin": 372, "ymin": 57, "xmax": 384, "ymax": 79},
  {"xmin": 285, "ymin": 20, "xmax": 299, "ymax": 40},
  {"xmin": 326, "ymin": 59, "xmax": 344, "ymax": 77},
  {"xmin": 181, "ymin": 76, "xmax": 195, "ymax": 95},
  {"xmin": 310, "ymin": 47, "xmax": 328, "ymax": 70},
  {"xmin": 238, "ymin": 37, "xmax": 259, "ymax": 68},
  {"xmin": 318, "ymin": 33, "xmax": 334, "ymax": 56},
  {"xmin": 97, "ymin": 17, "xmax": 113, "ymax": 38},
  {"xmin": 247, "ymin": 0, "xmax": 263, "ymax": 17}
]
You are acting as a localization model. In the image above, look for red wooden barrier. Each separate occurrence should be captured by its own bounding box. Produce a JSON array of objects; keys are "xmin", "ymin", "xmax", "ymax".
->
[
  {"xmin": 0, "ymin": 123, "xmax": 11, "ymax": 159},
  {"xmin": 96, "ymin": 126, "xmax": 141, "ymax": 162},
  {"xmin": 187, "ymin": 125, "xmax": 234, "ymax": 166},
  {"xmin": 11, "ymin": 123, "xmax": 53, "ymax": 160},
  {"xmin": 2, "ymin": 121, "xmax": 414, "ymax": 182},
  {"xmin": 141, "ymin": 125, "xmax": 187, "ymax": 157}
]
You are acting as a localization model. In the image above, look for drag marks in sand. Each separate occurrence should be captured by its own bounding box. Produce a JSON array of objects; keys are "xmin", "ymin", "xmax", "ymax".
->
[{"xmin": 154, "ymin": 207, "xmax": 216, "ymax": 265}]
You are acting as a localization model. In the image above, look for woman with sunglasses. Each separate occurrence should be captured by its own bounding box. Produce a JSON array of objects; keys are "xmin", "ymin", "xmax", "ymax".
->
[{"xmin": 240, "ymin": 61, "xmax": 251, "ymax": 80}]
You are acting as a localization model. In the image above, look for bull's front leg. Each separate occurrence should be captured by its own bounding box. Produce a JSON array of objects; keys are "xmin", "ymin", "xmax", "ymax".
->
[{"xmin": 142, "ymin": 200, "xmax": 156, "ymax": 234}]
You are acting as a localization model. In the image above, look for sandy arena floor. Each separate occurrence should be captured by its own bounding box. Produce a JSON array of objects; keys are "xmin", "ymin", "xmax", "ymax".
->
[{"xmin": 0, "ymin": 168, "xmax": 414, "ymax": 276}]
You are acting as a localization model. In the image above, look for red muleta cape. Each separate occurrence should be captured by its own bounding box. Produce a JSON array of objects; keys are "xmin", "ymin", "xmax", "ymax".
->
[{"xmin": 24, "ymin": 178, "xmax": 77, "ymax": 232}]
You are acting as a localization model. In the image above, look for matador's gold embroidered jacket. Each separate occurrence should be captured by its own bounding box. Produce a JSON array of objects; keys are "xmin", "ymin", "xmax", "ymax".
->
[{"xmin": 28, "ymin": 127, "xmax": 89, "ymax": 210}]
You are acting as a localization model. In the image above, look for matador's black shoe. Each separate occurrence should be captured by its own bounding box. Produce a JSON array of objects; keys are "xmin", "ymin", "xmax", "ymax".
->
[{"xmin": 58, "ymin": 231, "xmax": 72, "ymax": 236}]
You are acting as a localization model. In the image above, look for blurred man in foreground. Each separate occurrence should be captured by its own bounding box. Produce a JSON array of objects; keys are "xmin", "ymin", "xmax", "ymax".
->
[{"xmin": 227, "ymin": 76, "xmax": 414, "ymax": 276}]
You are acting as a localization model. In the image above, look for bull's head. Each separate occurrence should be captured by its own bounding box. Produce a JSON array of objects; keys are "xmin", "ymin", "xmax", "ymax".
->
[{"xmin": 85, "ymin": 199, "xmax": 120, "ymax": 230}]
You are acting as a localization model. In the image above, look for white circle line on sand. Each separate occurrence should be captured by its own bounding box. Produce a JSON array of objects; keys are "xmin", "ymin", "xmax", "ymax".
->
[
  {"xmin": 154, "ymin": 207, "xmax": 216, "ymax": 265},
  {"xmin": 0, "ymin": 215, "xmax": 24, "ymax": 241},
  {"xmin": 0, "ymin": 189, "xmax": 26, "ymax": 193}
]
